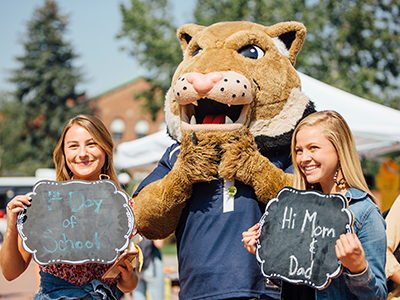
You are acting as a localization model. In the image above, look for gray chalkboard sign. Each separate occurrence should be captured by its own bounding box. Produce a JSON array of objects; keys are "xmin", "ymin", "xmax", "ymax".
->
[
  {"xmin": 17, "ymin": 179, "xmax": 134, "ymax": 265},
  {"xmin": 256, "ymin": 187, "xmax": 353, "ymax": 290}
]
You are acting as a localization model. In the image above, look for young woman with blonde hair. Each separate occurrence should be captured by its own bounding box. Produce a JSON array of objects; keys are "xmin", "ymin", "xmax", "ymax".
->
[{"xmin": 243, "ymin": 110, "xmax": 387, "ymax": 299}]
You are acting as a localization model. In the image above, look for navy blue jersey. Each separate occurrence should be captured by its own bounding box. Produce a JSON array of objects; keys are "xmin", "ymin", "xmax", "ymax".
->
[{"xmin": 134, "ymin": 143, "xmax": 293, "ymax": 300}]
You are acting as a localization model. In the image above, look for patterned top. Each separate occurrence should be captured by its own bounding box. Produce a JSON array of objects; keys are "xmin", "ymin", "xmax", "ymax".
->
[{"xmin": 39, "ymin": 263, "xmax": 119, "ymax": 287}]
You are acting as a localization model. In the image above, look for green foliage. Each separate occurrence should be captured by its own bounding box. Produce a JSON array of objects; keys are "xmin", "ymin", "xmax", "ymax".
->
[
  {"xmin": 159, "ymin": 240, "xmax": 177, "ymax": 255},
  {"xmin": 0, "ymin": 0, "xmax": 88, "ymax": 176},
  {"xmin": 194, "ymin": 0, "xmax": 252, "ymax": 25},
  {"xmin": 297, "ymin": 0, "xmax": 400, "ymax": 109},
  {"xmin": 117, "ymin": 0, "xmax": 183, "ymax": 118},
  {"xmin": 118, "ymin": 0, "xmax": 400, "ymax": 112},
  {"xmin": 360, "ymin": 156, "xmax": 381, "ymax": 189},
  {"xmin": 133, "ymin": 88, "xmax": 165, "ymax": 121}
]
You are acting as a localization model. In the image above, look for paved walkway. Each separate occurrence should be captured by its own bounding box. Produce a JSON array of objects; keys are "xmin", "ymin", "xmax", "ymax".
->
[
  {"xmin": 0, "ymin": 262, "xmax": 40, "ymax": 300},
  {"xmin": 0, "ymin": 255, "xmax": 179, "ymax": 300}
]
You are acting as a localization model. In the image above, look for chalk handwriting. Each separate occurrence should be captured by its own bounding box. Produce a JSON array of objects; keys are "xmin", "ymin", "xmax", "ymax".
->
[
  {"xmin": 281, "ymin": 207, "xmax": 336, "ymax": 280},
  {"xmin": 69, "ymin": 192, "xmax": 103, "ymax": 213},
  {"xmin": 43, "ymin": 229, "xmax": 100, "ymax": 253}
]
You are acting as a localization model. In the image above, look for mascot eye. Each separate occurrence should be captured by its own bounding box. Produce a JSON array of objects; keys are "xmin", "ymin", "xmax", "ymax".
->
[
  {"xmin": 192, "ymin": 48, "xmax": 203, "ymax": 57},
  {"xmin": 238, "ymin": 45, "xmax": 264, "ymax": 59}
]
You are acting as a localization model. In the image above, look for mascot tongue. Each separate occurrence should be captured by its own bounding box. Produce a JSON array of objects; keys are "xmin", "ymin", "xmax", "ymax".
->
[{"xmin": 203, "ymin": 114, "xmax": 226, "ymax": 124}]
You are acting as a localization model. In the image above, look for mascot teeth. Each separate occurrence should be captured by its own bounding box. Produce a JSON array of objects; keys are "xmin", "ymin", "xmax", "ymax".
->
[
  {"xmin": 181, "ymin": 98, "xmax": 247, "ymax": 126},
  {"xmin": 173, "ymin": 72, "xmax": 252, "ymax": 107},
  {"xmin": 174, "ymin": 71, "xmax": 252, "ymax": 130},
  {"xmin": 225, "ymin": 116, "xmax": 233, "ymax": 124},
  {"xmin": 190, "ymin": 115, "xmax": 197, "ymax": 125}
]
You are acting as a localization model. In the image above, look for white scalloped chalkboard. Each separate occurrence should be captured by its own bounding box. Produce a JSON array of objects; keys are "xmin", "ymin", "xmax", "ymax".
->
[
  {"xmin": 17, "ymin": 179, "xmax": 134, "ymax": 265},
  {"xmin": 256, "ymin": 187, "xmax": 353, "ymax": 290}
]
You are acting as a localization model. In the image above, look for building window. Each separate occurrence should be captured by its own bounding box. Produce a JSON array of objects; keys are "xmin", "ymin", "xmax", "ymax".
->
[
  {"xmin": 110, "ymin": 118, "xmax": 126, "ymax": 141},
  {"xmin": 135, "ymin": 120, "xmax": 149, "ymax": 139}
]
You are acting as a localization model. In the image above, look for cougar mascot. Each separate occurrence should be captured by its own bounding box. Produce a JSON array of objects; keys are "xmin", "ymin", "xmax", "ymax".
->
[{"xmin": 133, "ymin": 21, "xmax": 315, "ymax": 300}]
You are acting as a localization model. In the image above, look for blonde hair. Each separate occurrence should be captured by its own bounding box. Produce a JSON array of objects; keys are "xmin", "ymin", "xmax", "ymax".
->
[
  {"xmin": 53, "ymin": 115, "xmax": 120, "ymax": 189},
  {"xmin": 291, "ymin": 110, "xmax": 376, "ymax": 203}
]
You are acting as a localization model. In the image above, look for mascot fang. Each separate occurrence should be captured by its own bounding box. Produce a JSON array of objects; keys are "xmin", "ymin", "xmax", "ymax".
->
[{"xmin": 133, "ymin": 21, "xmax": 315, "ymax": 300}]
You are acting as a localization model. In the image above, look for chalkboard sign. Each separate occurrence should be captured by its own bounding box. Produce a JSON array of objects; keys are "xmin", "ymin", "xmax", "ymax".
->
[
  {"xmin": 17, "ymin": 179, "xmax": 134, "ymax": 265},
  {"xmin": 256, "ymin": 187, "xmax": 353, "ymax": 290}
]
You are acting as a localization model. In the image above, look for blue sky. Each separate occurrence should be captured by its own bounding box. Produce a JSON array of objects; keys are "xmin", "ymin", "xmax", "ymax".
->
[{"xmin": 0, "ymin": 0, "xmax": 196, "ymax": 98}]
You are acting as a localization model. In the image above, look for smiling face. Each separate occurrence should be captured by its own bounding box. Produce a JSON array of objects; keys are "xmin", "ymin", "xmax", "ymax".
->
[
  {"xmin": 64, "ymin": 124, "xmax": 106, "ymax": 181},
  {"xmin": 295, "ymin": 125, "xmax": 339, "ymax": 194}
]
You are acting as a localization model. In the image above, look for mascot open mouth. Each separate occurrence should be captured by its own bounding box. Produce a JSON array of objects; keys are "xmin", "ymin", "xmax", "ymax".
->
[
  {"xmin": 181, "ymin": 98, "xmax": 250, "ymax": 131},
  {"xmin": 174, "ymin": 71, "xmax": 252, "ymax": 132},
  {"xmin": 182, "ymin": 98, "xmax": 244, "ymax": 124}
]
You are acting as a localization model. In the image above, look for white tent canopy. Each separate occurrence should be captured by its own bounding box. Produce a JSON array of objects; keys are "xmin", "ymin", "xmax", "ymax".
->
[
  {"xmin": 298, "ymin": 72, "xmax": 400, "ymax": 157},
  {"xmin": 116, "ymin": 130, "xmax": 175, "ymax": 170},
  {"xmin": 116, "ymin": 73, "xmax": 400, "ymax": 169}
]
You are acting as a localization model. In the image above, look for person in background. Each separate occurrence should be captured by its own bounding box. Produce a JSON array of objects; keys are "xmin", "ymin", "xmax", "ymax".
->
[
  {"xmin": 132, "ymin": 238, "xmax": 164, "ymax": 300},
  {"xmin": 385, "ymin": 194, "xmax": 400, "ymax": 299},
  {"xmin": 243, "ymin": 110, "xmax": 387, "ymax": 299},
  {"xmin": 0, "ymin": 115, "xmax": 138, "ymax": 299},
  {"xmin": 376, "ymin": 157, "xmax": 400, "ymax": 213}
]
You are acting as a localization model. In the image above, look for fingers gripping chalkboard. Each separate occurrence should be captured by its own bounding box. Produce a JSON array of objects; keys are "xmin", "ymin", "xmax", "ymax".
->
[
  {"xmin": 256, "ymin": 187, "xmax": 353, "ymax": 290},
  {"xmin": 17, "ymin": 180, "xmax": 134, "ymax": 265}
]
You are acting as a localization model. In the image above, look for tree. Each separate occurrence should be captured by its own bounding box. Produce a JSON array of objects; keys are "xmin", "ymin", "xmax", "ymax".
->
[
  {"xmin": 117, "ymin": 0, "xmax": 182, "ymax": 119},
  {"xmin": 0, "ymin": 0, "xmax": 88, "ymax": 176},
  {"xmin": 290, "ymin": 0, "xmax": 400, "ymax": 109},
  {"xmin": 118, "ymin": 0, "xmax": 400, "ymax": 112}
]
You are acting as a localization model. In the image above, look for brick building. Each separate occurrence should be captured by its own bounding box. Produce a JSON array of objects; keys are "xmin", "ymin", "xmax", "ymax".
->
[
  {"xmin": 89, "ymin": 77, "xmax": 167, "ymax": 187},
  {"xmin": 89, "ymin": 77, "xmax": 166, "ymax": 148}
]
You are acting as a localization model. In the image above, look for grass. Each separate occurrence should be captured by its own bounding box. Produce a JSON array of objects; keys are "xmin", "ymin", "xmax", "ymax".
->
[{"xmin": 160, "ymin": 243, "xmax": 177, "ymax": 255}]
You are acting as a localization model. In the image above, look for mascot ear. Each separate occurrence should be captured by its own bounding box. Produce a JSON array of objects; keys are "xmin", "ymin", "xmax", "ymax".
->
[
  {"xmin": 266, "ymin": 21, "xmax": 306, "ymax": 65},
  {"xmin": 177, "ymin": 24, "xmax": 206, "ymax": 53}
]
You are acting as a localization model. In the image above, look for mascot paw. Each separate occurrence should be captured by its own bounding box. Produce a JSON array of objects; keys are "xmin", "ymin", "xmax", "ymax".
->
[
  {"xmin": 219, "ymin": 128, "xmax": 260, "ymax": 184},
  {"xmin": 177, "ymin": 131, "xmax": 220, "ymax": 184}
]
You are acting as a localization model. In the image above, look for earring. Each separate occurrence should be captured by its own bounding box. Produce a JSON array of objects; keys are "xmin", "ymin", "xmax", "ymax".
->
[
  {"xmin": 99, "ymin": 174, "xmax": 110, "ymax": 180},
  {"xmin": 333, "ymin": 167, "xmax": 346, "ymax": 187}
]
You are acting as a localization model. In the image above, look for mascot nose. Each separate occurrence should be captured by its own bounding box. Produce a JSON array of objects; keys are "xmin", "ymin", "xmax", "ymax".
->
[{"xmin": 186, "ymin": 72, "xmax": 224, "ymax": 94}]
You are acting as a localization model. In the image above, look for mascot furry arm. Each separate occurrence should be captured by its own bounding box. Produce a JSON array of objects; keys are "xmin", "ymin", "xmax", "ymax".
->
[{"xmin": 133, "ymin": 21, "xmax": 315, "ymax": 240}]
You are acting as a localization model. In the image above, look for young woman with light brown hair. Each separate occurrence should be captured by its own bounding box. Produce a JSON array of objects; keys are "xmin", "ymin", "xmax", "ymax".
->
[{"xmin": 1, "ymin": 115, "xmax": 138, "ymax": 299}]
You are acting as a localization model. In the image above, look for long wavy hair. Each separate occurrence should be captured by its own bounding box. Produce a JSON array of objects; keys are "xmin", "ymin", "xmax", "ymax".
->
[
  {"xmin": 53, "ymin": 115, "xmax": 120, "ymax": 189},
  {"xmin": 291, "ymin": 110, "xmax": 376, "ymax": 203}
]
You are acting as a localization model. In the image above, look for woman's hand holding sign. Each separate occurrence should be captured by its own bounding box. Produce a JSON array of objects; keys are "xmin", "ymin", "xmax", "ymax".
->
[
  {"xmin": 2, "ymin": 195, "xmax": 32, "ymax": 281},
  {"xmin": 116, "ymin": 255, "xmax": 139, "ymax": 293},
  {"xmin": 242, "ymin": 223, "xmax": 260, "ymax": 255},
  {"xmin": 335, "ymin": 232, "xmax": 367, "ymax": 274}
]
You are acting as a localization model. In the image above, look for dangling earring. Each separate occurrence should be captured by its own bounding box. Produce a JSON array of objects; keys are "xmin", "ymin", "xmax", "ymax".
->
[
  {"xmin": 99, "ymin": 174, "xmax": 110, "ymax": 180},
  {"xmin": 333, "ymin": 167, "xmax": 346, "ymax": 187}
]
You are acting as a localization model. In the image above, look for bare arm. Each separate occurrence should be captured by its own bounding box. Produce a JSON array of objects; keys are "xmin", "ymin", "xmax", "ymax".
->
[
  {"xmin": 386, "ymin": 195, "xmax": 400, "ymax": 283},
  {"xmin": 153, "ymin": 239, "xmax": 164, "ymax": 249},
  {"xmin": 389, "ymin": 270, "xmax": 400, "ymax": 285},
  {"xmin": 0, "ymin": 195, "xmax": 33, "ymax": 281}
]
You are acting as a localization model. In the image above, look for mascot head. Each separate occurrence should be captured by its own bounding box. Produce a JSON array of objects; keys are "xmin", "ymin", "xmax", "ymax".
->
[{"xmin": 165, "ymin": 21, "xmax": 315, "ymax": 157}]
